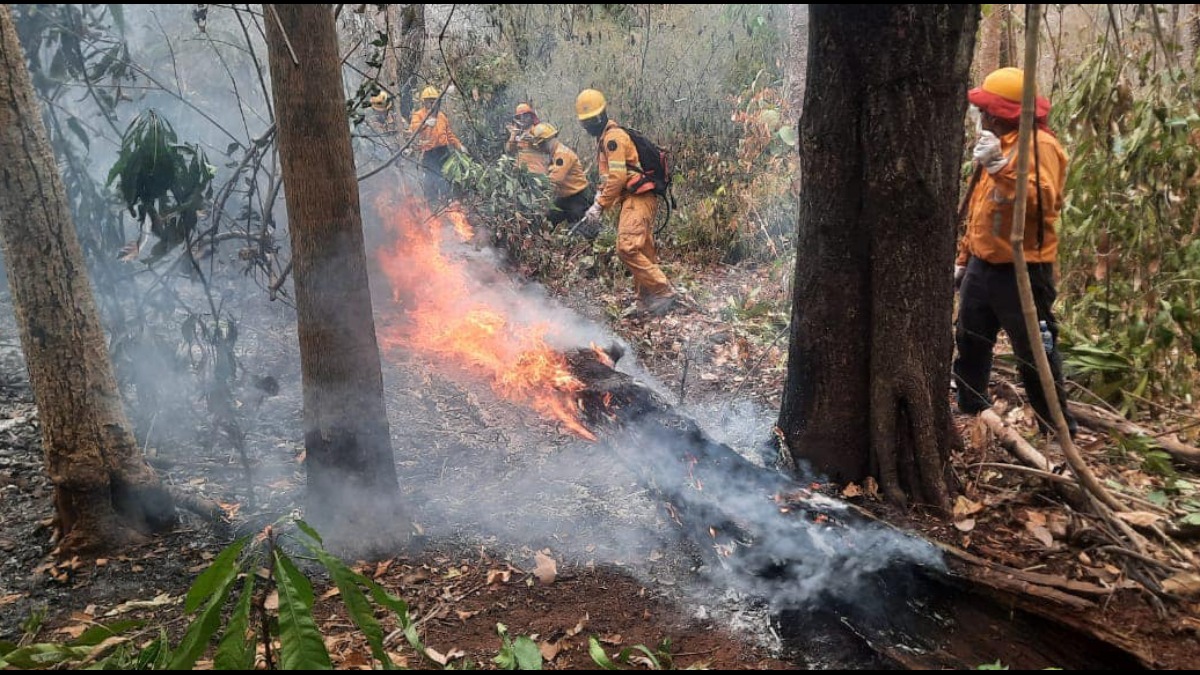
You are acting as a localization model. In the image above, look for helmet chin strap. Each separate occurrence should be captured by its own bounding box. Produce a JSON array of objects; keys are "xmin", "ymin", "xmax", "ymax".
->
[{"xmin": 582, "ymin": 113, "xmax": 607, "ymax": 137}]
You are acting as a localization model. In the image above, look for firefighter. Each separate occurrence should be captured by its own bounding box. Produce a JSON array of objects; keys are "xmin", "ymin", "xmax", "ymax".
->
[
  {"xmin": 527, "ymin": 123, "xmax": 591, "ymax": 227},
  {"xmin": 506, "ymin": 103, "xmax": 548, "ymax": 174},
  {"xmin": 368, "ymin": 91, "xmax": 399, "ymax": 134},
  {"xmin": 953, "ymin": 67, "xmax": 1077, "ymax": 437},
  {"xmin": 407, "ymin": 85, "xmax": 465, "ymax": 206},
  {"xmin": 576, "ymin": 88, "xmax": 675, "ymax": 316}
]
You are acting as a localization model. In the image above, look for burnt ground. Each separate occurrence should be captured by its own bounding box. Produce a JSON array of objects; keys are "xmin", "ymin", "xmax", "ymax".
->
[{"xmin": 1, "ymin": 221, "xmax": 1198, "ymax": 669}]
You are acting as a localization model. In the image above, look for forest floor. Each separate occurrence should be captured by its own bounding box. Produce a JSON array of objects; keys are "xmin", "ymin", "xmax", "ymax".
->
[{"xmin": 1, "ymin": 219, "xmax": 1198, "ymax": 669}]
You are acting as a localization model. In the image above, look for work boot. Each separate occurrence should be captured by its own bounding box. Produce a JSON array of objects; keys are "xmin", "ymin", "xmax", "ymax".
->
[{"xmin": 646, "ymin": 295, "xmax": 676, "ymax": 317}]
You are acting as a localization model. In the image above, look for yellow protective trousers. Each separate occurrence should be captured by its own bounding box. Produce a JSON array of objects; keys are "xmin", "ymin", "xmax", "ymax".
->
[{"xmin": 616, "ymin": 193, "xmax": 672, "ymax": 300}]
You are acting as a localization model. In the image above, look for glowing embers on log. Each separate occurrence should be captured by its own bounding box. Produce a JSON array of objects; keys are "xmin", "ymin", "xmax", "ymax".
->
[{"xmin": 376, "ymin": 195, "xmax": 595, "ymax": 440}]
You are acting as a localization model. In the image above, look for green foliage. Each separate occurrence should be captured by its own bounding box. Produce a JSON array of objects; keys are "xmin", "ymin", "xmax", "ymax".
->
[
  {"xmin": 493, "ymin": 623, "xmax": 543, "ymax": 670},
  {"xmin": 588, "ymin": 636, "xmax": 680, "ymax": 670},
  {"xmin": 443, "ymin": 152, "xmax": 555, "ymax": 266},
  {"xmin": 976, "ymin": 660, "xmax": 1009, "ymax": 670},
  {"xmin": 1054, "ymin": 39, "xmax": 1200, "ymax": 410},
  {"xmin": 106, "ymin": 110, "xmax": 216, "ymax": 261}
]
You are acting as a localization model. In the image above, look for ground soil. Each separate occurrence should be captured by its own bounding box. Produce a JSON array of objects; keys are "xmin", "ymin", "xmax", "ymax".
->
[{"xmin": 1, "ymin": 224, "xmax": 1198, "ymax": 669}]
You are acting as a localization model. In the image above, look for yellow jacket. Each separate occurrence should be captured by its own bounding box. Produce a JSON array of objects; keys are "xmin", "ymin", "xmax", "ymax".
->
[
  {"xmin": 408, "ymin": 109, "xmax": 464, "ymax": 153},
  {"xmin": 595, "ymin": 120, "xmax": 642, "ymax": 210},
  {"xmin": 547, "ymin": 143, "xmax": 588, "ymax": 198},
  {"xmin": 957, "ymin": 129, "xmax": 1067, "ymax": 265},
  {"xmin": 506, "ymin": 128, "xmax": 549, "ymax": 174}
]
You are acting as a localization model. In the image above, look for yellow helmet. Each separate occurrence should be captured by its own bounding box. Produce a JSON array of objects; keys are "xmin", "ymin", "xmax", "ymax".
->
[
  {"xmin": 420, "ymin": 86, "xmax": 440, "ymax": 100},
  {"xmin": 575, "ymin": 89, "xmax": 606, "ymax": 120},
  {"xmin": 979, "ymin": 67, "xmax": 1027, "ymax": 103},
  {"xmin": 528, "ymin": 122, "xmax": 558, "ymax": 146},
  {"xmin": 514, "ymin": 103, "xmax": 534, "ymax": 116},
  {"xmin": 369, "ymin": 90, "xmax": 391, "ymax": 111}
]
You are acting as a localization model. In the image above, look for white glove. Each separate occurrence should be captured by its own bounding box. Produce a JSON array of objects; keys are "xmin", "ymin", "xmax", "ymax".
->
[
  {"xmin": 584, "ymin": 202, "xmax": 602, "ymax": 223},
  {"xmin": 972, "ymin": 130, "xmax": 1007, "ymax": 174},
  {"xmin": 954, "ymin": 265, "xmax": 967, "ymax": 289},
  {"xmin": 424, "ymin": 115, "xmax": 437, "ymax": 128}
]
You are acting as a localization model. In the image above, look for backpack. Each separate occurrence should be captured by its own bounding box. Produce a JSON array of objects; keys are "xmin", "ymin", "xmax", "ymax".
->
[{"xmin": 618, "ymin": 126, "xmax": 671, "ymax": 197}]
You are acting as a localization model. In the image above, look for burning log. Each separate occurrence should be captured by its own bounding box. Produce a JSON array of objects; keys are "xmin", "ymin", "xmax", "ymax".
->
[{"xmin": 563, "ymin": 345, "xmax": 1153, "ymax": 670}]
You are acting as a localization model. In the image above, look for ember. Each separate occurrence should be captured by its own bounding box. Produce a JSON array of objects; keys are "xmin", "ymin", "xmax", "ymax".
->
[{"xmin": 376, "ymin": 195, "xmax": 595, "ymax": 440}]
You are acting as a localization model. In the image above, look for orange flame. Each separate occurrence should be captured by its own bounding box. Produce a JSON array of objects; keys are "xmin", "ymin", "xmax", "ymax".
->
[
  {"xmin": 446, "ymin": 204, "xmax": 475, "ymax": 242},
  {"xmin": 375, "ymin": 194, "xmax": 595, "ymax": 440}
]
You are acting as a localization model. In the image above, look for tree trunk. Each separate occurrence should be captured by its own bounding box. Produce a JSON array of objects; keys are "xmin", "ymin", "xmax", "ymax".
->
[
  {"xmin": 785, "ymin": 4, "xmax": 809, "ymax": 116},
  {"xmin": 778, "ymin": 5, "xmax": 978, "ymax": 511},
  {"xmin": 386, "ymin": 4, "xmax": 425, "ymax": 122},
  {"xmin": 264, "ymin": 4, "xmax": 408, "ymax": 553},
  {"xmin": 973, "ymin": 3, "xmax": 1004, "ymax": 83},
  {"xmin": 0, "ymin": 5, "xmax": 174, "ymax": 555}
]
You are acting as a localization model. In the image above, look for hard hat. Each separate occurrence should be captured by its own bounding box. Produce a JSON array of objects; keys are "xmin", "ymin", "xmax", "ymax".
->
[
  {"xmin": 528, "ymin": 122, "xmax": 558, "ymax": 146},
  {"xmin": 514, "ymin": 103, "xmax": 534, "ymax": 116},
  {"xmin": 978, "ymin": 67, "xmax": 1026, "ymax": 103},
  {"xmin": 420, "ymin": 86, "xmax": 440, "ymax": 100},
  {"xmin": 575, "ymin": 89, "xmax": 606, "ymax": 120},
  {"xmin": 370, "ymin": 90, "xmax": 391, "ymax": 111}
]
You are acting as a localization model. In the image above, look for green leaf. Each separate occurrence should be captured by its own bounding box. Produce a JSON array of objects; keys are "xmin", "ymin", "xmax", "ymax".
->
[
  {"xmin": 513, "ymin": 635, "xmax": 543, "ymax": 670},
  {"xmin": 186, "ymin": 538, "xmax": 247, "ymax": 612},
  {"xmin": 309, "ymin": 546, "xmax": 392, "ymax": 669},
  {"xmin": 71, "ymin": 619, "xmax": 143, "ymax": 647},
  {"xmin": 589, "ymin": 636, "xmax": 621, "ymax": 670},
  {"xmin": 273, "ymin": 550, "xmax": 332, "ymax": 670},
  {"xmin": 977, "ymin": 660, "xmax": 1010, "ymax": 670},
  {"xmin": 365, "ymin": 579, "xmax": 422, "ymax": 653},
  {"xmin": 777, "ymin": 125, "xmax": 797, "ymax": 147},
  {"xmin": 168, "ymin": 568, "xmax": 240, "ymax": 670},
  {"xmin": 214, "ymin": 570, "xmax": 257, "ymax": 670},
  {"xmin": 66, "ymin": 117, "xmax": 90, "ymax": 151}
]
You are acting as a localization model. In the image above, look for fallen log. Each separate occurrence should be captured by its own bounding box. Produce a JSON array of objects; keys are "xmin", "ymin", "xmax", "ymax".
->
[
  {"xmin": 1069, "ymin": 402, "xmax": 1200, "ymax": 471},
  {"xmin": 563, "ymin": 345, "xmax": 1151, "ymax": 670}
]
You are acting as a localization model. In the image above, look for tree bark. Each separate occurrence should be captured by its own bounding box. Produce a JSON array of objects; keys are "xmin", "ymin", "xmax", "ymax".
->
[
  {"xmin": 0, "ymin": 5, "xmax": 174, "ymax": 555},
  {"xmin": 784, "ymin": 4, "xmax": 809, "ymax": 117},
  {"xmin": 778, "ymin": 5, "xmax": 978, "ymax": 511},
  {"xmin": 264, "ymin": 4, "xmax": 407, "ymax": 553}
]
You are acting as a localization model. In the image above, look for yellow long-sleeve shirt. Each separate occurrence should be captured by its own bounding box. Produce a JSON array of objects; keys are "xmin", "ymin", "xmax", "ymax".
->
[
  {"xmin": 408, "ymin": 108, "xmax": 464, "ymax": 153},
  {"xmin": 595, "ymin": 120, "xmax": 641, "ymax": 210},
  {"xmin": 547, "ymin": 143, "xmax": 588, "ymax": 199}
]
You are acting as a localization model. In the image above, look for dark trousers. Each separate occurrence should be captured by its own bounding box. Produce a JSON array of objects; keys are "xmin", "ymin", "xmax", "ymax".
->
[
  {"xmin": 953, "ymin": 257, "xmax": 1077, "ymax": 434},
  {"xmin": 549, "ymin": 189, "xmax": 591, "ymax": 226},
  {"xmin": 420, "ymin": 145, "xmax": 451, "ymax": 207}
]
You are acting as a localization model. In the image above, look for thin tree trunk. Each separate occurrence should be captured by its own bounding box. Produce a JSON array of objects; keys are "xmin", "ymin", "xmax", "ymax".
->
[
  {"xmin": 785, "ymin": 4, "xmax": 809, "ymax": 116},
  {"xmin": 778, "ymin": 5, "xmax": 978, "ymax": 511},
  {"xmin": 264, "ymin": 4, "xmax": 408, "ymax": 554},
  {"xmin": 0, "ymin": 5, "xmax": 173, "ymax": 555}
]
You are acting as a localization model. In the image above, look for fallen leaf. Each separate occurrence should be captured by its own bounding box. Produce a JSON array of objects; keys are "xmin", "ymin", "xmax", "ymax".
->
[
  {"xmin": 104, "ymin": 593, "xmax": 177, "ymax": 617},
  {"xmin": 533, "ymin": 551, "xmax": 557, "ymax": 585},
  {"xmin": 953, "ymin": 495, "xmax": 985, "ymax": 518},
  {"xmin": 567, "ymin": 614, "xmax": 589, "ymax": 637},
  {"xmin": 648, "ymin": 550, "xmax": 663, "ymax": 562},
  {"xmin": 954, "ymin": 518, "xmax": 976, "ymax": 532},
  {"xmin": 95, "ymin": 558, "xmax": 108, "ymax": 567},
  {"xmin": 55, "ymin": 624, "xmax": 89, "ymax": 639},
  {"xmin": 1025, "ymin": 509, "xmax": 1047, "ymax": 527},
  {"xmin": 1116, "ymin": 511, "xmax": 1162, "ymax": 527},
  {"xmin": 0, "ymin": 594, "xmax": 22, "ymax": 607},
  {"xmin": 1162, "ymin": 573, "xmax": 1200, "ymax": 599},
  {"xmin": 600, "ymin": 634, "xmax": 622, "ymax": 645},
  {"xmin": 539, "ymin": 640, "xmax": 561, "ymax": 661},
  {"xmin": 1028, "ymin": 525, "xmax": 1054, "ymax": 548},
  {"xmin": 841, "ymin": 483, "xmax": 862, "ymax": 499},
  {"xmin": 424, "ymin": 647, "xmax": 465, "ymax": 666},
  {"xmin": 374, "ymin": 559, "xmax": 394, "ymax": 580},
  {"xmin": 455, "ymin": 610, "xmax": 479, "ymax": 621},
  {"xmin": 863, "ymin": 477, "xmax": 880, "ymax": 500},
  {"xmin": 264, "ymin": 590, "xmax": 279, "ymax": 612},
  {"xmin": 486, "ymin": 568, "xmax": 511, "ymax": 585},
  {"xmin": 320, "ymin": 588, "xmax": 341, "ymax": 600}
]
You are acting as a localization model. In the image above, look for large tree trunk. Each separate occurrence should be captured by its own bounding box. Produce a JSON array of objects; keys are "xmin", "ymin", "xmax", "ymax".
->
[
  {"xmin": 264, "ymin": 4, "xmax": 407, "ymax": 553},
  {"xmin": 778, "ymin": 5, "xmax": 978, "ymax": 511},
  {"xmin": 785, "ymin": 4, "xmax": 809, "ymax": 117},
  {"xmin": 0, "ymin": 5, "xmax": 174, "ymax": 555},
  {"xmin": 383, "ymin": 4, "xmax": 425, "ymax": 121}
]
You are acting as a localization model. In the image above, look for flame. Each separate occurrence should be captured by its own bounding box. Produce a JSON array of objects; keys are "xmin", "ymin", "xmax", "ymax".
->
[
  {"xmin": 375, "ymin": 194, "xmax": 595, "ymax": 440},
  {"xmin": 446, "ymin": 203, "xmax": 475, "ymax": 242},
  {"xmin": 591, "ymin": 342, "xmax": 614, "ymax": 368}
]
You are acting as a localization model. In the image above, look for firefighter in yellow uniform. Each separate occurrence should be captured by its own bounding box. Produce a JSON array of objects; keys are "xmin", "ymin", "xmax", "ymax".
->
[
  {"xmin": 367, "ymin": 90, "xmax": 399, "ymax": 138},
  {"xmin": 506, "ymin": 103, "xmax": 548, "ymax": 174},
  {"xmin": 407, "ymin": 86, "xmax": 465, "ymax": 206},
  {"xmin": 527, "ymin": 123, "xmax": 592, "ymax": 226},
  {"xmin": 576, "ymin": 89, "xmax": 675, "ymax": 316}
]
